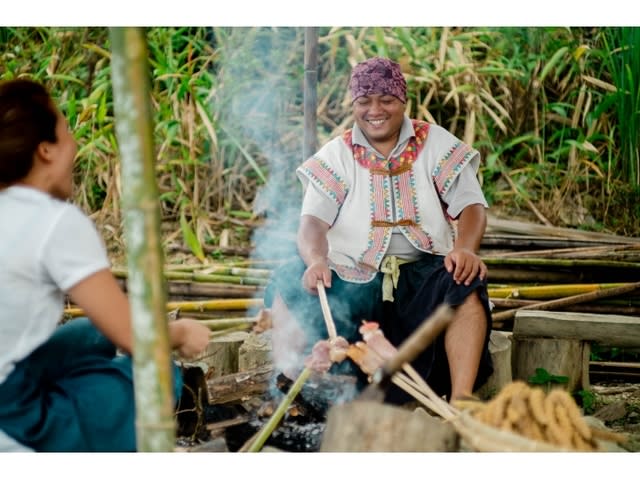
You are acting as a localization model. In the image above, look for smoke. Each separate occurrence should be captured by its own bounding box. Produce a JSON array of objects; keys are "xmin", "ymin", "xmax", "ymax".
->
[
  {"xmin": 210, "ymin": 27, "xmax": 308, "ymax": 379},
  {"xmin": 210, "ymin": 29, "xmax": 364, "ymax": 404},
  {"xmin": 211, "ymin": 27, "xmax": 305, "ymax": 263}
]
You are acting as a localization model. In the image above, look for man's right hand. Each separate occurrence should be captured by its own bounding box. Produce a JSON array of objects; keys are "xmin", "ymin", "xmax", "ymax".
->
[{"xmin": 302, "ymin": 259, "xmax": 332, "ymax": 294}]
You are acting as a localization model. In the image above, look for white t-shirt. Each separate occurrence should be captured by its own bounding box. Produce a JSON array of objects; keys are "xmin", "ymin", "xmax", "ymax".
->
[{"xmin": 0, "ymin": 186, "xmax": 110, "ymax": 383}]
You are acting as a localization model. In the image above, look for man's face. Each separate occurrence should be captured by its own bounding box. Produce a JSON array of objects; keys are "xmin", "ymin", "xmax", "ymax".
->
[{"xmin": 352, "ymin": 94, "xmax": 405, "ymax": 151}]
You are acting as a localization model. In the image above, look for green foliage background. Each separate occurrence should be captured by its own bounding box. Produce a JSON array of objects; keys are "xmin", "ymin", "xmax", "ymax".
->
[{"xmin": 1, "ymin": 26, "xmax": 639, "ymax": 257}]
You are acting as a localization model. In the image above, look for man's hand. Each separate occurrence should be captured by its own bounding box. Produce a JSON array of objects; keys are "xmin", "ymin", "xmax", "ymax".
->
[
  {"xmin": 302, "ymin": 259, "xmax": 332, "ymax": 294},
  {"xmin": 444, "ymin": 247, "xmax": 487, "ymax": 286}
]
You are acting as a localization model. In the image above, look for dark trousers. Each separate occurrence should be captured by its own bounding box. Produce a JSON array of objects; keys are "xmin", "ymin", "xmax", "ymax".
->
[
  {"xmin": 265, "ymin": 254, "xmax": 493, "ymax": 403},
  {"xmin": 0, "ymin": 318, "xmax": 182, "ymax": 451}
]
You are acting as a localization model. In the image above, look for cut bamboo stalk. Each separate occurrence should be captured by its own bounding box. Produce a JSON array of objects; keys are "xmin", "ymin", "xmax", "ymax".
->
[
  {"xmin": 247, "ymin": 367, "xmax": 312, "ymax": 452},
  {"xmin": 165, "ymin": 298, "xmax": 263, "ymax": 312},
  {"xmin": 492, "ymin": 281, "xmax": 640, "ymax": 323},
  {"xmin": 485, "ymin": 243, "xmax": 640, "ymax": 259},
  {"xmin": 486, "ymin": 215, "xmax": 640, "ymax": 244},
  {"xmin": 64, "ymin": 298, "xmax": 263, "ymax": 318},
  {"xmin": 317, "ymin": 281, "xmax": 337, "ymax": 340},
  {"xmin": 113, "ymin": 267, "xmax": 269, "ymax": 286},
  {"xmin": 166, "ymin": 282, "xmax": 263, "ymax": 299},
  {"xmin": 197, "ymin": 317, "xmax": 257, "ymax": 330},
  {"xmin": 488, "ymin": 282, "xmax": 631, "ymax": 300}
]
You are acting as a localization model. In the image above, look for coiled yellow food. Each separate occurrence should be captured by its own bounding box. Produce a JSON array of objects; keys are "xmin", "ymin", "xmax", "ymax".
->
[{"xmin": 461, "ymin": 382, "xmax": 608, "ymax": 451}]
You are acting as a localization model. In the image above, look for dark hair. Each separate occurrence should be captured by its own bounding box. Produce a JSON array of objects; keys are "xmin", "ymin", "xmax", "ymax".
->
[{"xmin": 0, "ymin": 78, "xmax": 58, "ymax": 186}]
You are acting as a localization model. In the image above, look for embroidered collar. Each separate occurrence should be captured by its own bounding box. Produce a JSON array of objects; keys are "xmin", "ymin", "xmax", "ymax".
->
[{"xmin": 344, "ymin": 118, "xmax": 430, "ymax": 171}]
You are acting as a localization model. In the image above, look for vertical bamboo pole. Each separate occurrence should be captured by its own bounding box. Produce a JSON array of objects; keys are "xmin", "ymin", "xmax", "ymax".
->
[
  {"xmin": 303, "ymin": 27, "xmax": 318, "ymax": 162},
  {"xmin": 109, "ymin": 27, "xmax": 175, "ymax": 452}
]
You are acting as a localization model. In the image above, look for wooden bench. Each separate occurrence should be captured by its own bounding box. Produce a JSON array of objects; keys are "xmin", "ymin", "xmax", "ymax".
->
[{"xmin": 511, "ymin": 310, "xmax": 640, "ymax": 391}]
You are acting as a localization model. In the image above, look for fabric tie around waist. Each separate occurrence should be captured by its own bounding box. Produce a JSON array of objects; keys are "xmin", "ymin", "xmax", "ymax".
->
[{"xmin": 379, "ymin": 255, "xmax": 411, "ymax": 302}]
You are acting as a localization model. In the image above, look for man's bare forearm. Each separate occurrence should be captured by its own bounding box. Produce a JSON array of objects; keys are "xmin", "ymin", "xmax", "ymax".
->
[
  {"xmin": 297, "ymin": 215, "xmax": 331, "ymax": 266},
  {"xmin": 454, "ymin": 204, "xmax": 487, "ymax": 252}
]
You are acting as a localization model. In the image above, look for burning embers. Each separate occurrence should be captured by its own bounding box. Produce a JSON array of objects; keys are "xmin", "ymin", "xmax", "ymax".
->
[{"xmin": 223, "ymin": 372, "xmax": 360, "ymax": 452}]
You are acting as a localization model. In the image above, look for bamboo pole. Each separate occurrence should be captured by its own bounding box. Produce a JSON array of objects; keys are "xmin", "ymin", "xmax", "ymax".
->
[
  {"xmin": 197, "ymin": 317, "xmax": 257, "ymax": 330},
  {"xmin": 488, "ymin": 282, "xmax": 632, "ymax": 300},
  {"xmin": 492, "ymin": 281, "xmax": 640, "ymax": 324},
  {"xmin": 110, "ymin": 27, "xmax": 175, "ymax": 452},
  {"xmin": 165, "ymin": 298, "xmax": 263, "ymax": 312},
  {"xmin": 247, "ymin": 367, "xmax": 312, "ymax": 452},
  {"xmin": 303, "ymin": 27, "xmax": 318, "ymax": 162},
  {"xmin": 64, "ymin": 298, "xmax": 263, "ymax": 318},
  {"xmin": 113, "ymin": 267, "xmax": 269, "ymax": 286}
]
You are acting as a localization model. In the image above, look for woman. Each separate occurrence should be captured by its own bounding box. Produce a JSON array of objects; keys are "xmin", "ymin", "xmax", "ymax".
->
[{"xmin": 0, "ymin": 78, "xmax": 210, "ymax": 451}]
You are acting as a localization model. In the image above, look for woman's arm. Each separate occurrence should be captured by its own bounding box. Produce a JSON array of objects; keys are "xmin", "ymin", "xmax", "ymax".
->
[{"xmin": 68, "ymin": 269, "xmax": 209, "ymax": 358}]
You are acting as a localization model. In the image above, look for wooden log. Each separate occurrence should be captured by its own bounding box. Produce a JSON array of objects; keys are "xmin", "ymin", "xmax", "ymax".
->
[
  {"xmin": 238, "ymin": 331, "xmax": 272, "ymax": 371},
  {"xmin": 320, "ymin": 401, "xmax": 459, "ymax": 452},
  {"xmin": 183, "ymin": 331, "xmax": 248, "ymax": 379},
  {"xmin": 206, "ymin": 365, "xmax": 273, "ymax": 405},
  {"xmin": 475, "ymin": 330, "xmax": 512, "ymax": 400},
  {"xmin": 511, "ymin": 337, "xmax": 590, "ymax": 392},
  {"xmin": 513, "ymin": 310, "xmax": 640, "ymax": 347}
]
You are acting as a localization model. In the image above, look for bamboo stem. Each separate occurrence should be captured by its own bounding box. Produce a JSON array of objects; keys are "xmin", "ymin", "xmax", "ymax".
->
[
  {"xmin": 198, "ymin": 317, "xmax": 257, "ymax": 330},
  {"xmin": 247, "ymin": 367, "xmax": 312, "ymax": 452},
  {"xmin": 64, "ymin": 298, "xmax": 263, "ymax": 318},
  {"xmin": 492, "ymin": 281, "xmax": 640, "ymax": 323},
  {"xmin": 317, "ymin": 281, "xmax": 337, "ymax": 340},
  {"xmin": 488, "ymin": 282, "xmax": 631, "ymax": 300}
]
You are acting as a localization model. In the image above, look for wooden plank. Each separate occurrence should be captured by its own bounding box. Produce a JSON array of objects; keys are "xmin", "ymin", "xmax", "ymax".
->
[
  {"xmin": 513, "ymin": 310, "xmax": 640, "ymax": 347},
  {"xmin": 206, "ymin": 365, "xmax": 273, "ymax": 405}
]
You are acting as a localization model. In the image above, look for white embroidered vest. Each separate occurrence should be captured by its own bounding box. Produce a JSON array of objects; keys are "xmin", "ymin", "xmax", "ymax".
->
[{"xmin": 297, "ymin": 120, "xmax": 480, "ymax": 283}]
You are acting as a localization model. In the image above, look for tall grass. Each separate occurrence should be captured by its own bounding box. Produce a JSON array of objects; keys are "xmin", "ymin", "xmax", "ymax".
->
[{"xmin": 1, "ymin": 26, "xmax": 639, "ymax": 255}]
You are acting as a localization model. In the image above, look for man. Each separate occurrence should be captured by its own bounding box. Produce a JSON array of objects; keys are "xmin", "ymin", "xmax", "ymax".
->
[{"xmin": 264, "ymin": 57, "xmax": 493, "ymax": 404}]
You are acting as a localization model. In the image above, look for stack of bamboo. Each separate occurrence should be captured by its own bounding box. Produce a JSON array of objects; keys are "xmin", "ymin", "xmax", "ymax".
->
[
  {"xmin": 482, "ymin": 216, "xmax": 640, "ymax": 330},
  {"xmin": 62, "ymin": 216, "xmax": 640, "ymax": 336}
]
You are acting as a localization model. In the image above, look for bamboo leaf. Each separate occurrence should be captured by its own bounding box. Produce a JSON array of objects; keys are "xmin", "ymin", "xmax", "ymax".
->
[
  {"xmin": 180, "ymin": 207, "xmax": 205, "ymax": 262},
  {"xmin": 539, "ymin": 46, "xmax": 569, "ymax": 84}
]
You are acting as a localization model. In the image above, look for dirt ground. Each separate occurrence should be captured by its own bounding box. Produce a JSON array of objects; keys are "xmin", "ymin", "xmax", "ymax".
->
[{"xmin": 588, "ymin": 382, "xmax": 640, "ymax": 452}]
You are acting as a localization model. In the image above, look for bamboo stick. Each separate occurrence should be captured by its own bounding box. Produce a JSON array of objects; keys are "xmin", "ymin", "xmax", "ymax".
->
[
  {"xmin": 317, "ymin": 281, "xmax": 337, "ymax": 340},
  {"xmin": 166, "ymin": 298, "xmax": 263, "ymax": 312},
  {"xmin": 483, "ymin": 257, "xmax": 640, "ymax": 269},
  {"xmin": 208, "ymin": 324, "xmax": 252, "ymax": 338},
  {"xmin": 491, "ymin": 281, "xmax": 640, "ymax": 324},
  {"xmin": 488, "ymin": 282, "xmax": 631, "ymax": 300},
  {"xmin": 247, "ymin": 367, "xmax": 312, "ymax": 452},
  {"xmin": 64, "ymin": 298, "xmax": 263, "ymax": 318},
  {"xmin": 486, "ymin": 215, "xmax": 640, "ymax": 244},
  {"xmin": 166, "ymin": 282, "xmax": 263, "ymax": 299},
  {"xmin": 485, "ymin": 243, "xmax": 640, "ymax": 259},
  {"xmin": 490, "ymin": 298, "xmax": 640, "ymax": 316},
  {"xmin": 197, "ymin": 317, "xmax": 257, "ymax": 330},
  {"xmin": 112, "ymin": 267, "xmax": 269, "ymax": 286}
]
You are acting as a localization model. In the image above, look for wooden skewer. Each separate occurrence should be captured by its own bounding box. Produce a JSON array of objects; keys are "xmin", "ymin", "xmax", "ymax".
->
[
  {"xmin": 401, "ymin": 363, "xmax": 458, "ymax": 418},
  {"xmin": 316, "ymin": 281, "xmax": 455, "ymax": 419},
  {"xmin": 317, "ymin": 280, "xmax": 338, "ymax": 340}
]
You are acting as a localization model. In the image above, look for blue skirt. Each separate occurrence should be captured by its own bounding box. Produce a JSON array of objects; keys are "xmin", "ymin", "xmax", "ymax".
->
[
  {"xmin": 265, "ymin": 254, "xmax": 494, "ymax": 403},
  {"xmin": 0, "ymin": 318, "xmax": 183, "ymax": 452}
]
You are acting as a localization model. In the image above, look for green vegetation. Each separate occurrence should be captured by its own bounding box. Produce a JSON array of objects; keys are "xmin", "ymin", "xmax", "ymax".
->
[
  {"xmin": 528, "ymin": 367, "xmax": 569, "ymax": 391},
  {"xmin": 1, "ymin": 27, "xmax": 639, "ymax": 260}
]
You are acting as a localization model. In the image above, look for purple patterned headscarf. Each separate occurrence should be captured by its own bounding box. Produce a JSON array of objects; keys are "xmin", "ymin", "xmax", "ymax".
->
[{"xmin": 349, "ymin": 57, "xmax": 407, "ymax": 103}]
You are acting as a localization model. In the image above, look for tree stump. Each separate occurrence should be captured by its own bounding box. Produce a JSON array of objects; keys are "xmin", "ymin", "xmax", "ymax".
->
[
  {"xmin": 320, "ymin": 401, "xmax": 459, "ymax": 452},
  {"xmin": 238, "ymin": 331, "xmax": 272, "ymax": 371},
  {"xmin": 475, "ymin": 330, "xmax": 513, "ymax": 399},
  {"xmin": 511, "ymin": 336, "xmax": 590, "ymax": 392},
  {"xmin": 183, "ymin": 331, "xmax": 249, "ymax": 379}
]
